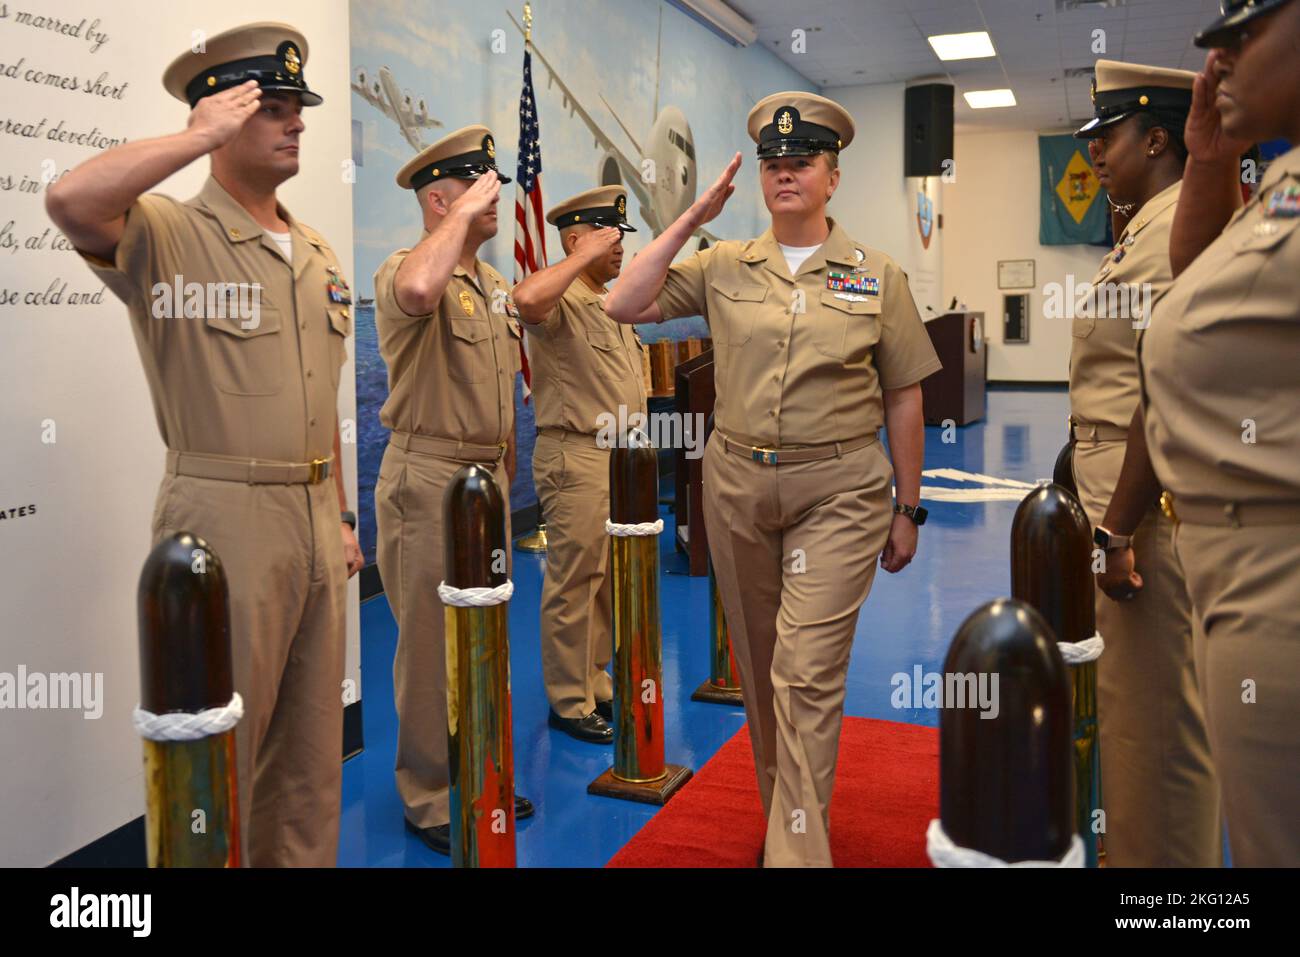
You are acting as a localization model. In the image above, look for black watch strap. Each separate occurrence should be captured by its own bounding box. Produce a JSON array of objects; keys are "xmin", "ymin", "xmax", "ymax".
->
[
  {"xmin": 341, "ymin": 510, "xmax": 357, "ymax": 530},
  {"xmin": 894, "ymin": 502, "xmax": 927, "ymax": 526}
]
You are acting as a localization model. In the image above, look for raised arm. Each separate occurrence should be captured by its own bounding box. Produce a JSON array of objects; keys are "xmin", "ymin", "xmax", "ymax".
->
[
  {"xmin": 512, "ymin": 227, "xmax": 620, "ymax": 324},
  {"xmin": 45, "ymin": 81, "xmax": 263, "ymax": 261},
  {"xmin": 393, "ymin": 172, "xmax": 500, "ymax": 317},
  {"xmin": 605, "ymin": 152, "xmax": 741, "ymax": 324},
  {"xmin": 1170, "ymin": 50, "xmax": 1248, "ymax": 277}
]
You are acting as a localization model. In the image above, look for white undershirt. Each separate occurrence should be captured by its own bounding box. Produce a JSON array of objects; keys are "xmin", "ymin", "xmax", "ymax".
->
[
  {"xmin": 779, "ymin": 242, "xmax": 821, "ymax": 275},
  {"xmin": 266, "ymin": 230, "xmax": 293, "ymax": 262}
]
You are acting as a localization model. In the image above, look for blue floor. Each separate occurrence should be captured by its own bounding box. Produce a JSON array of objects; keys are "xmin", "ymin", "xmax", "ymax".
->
[{"xmin": 337, "ymin": 387, "xmax": 1072, "ymax": 867}]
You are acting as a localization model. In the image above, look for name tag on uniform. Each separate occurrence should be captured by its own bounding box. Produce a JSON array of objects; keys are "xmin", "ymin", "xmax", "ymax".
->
[{"xmin": 828, "ymin": 271, "xmax": 879, "ymax": 296}]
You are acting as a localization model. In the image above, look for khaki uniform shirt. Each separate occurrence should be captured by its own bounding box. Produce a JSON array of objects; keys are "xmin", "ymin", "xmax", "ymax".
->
[
  {"xmin": 1142, "ymin": 145, "xmax": 1300, "ymax": 506},
  {"xmin": 1070, "ymin": 181, "xmax": 1180, "ymax": 432},
  {"xmin": 526, "ymin": 277, "xmax": 647, "ymax": 435},
  {"xmin": 654, "ymin": 219, "xmax": 941, "ymax": 448},
  {"xmin": 79, "ymin": 175, "xmax": 350, "ymax": 461},
  {"xmin": 375, "ymin": 241, "xmax": 521, "ymax": 446}
]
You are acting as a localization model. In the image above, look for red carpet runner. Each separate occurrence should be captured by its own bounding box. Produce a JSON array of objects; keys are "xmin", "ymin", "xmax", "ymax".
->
[{"xmin": 606, "ymin": 717, "xmax": 938, "ymax": 867}]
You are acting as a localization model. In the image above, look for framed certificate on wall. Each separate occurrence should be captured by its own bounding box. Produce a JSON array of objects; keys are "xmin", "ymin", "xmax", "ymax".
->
[{"xmin": 998, "ymin": 259, "xmax": 1036, "ymax": 289}]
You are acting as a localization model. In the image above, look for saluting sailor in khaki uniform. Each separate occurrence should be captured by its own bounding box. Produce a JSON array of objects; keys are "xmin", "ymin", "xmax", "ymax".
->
[
  {"xmin": 373, "ymin": 126, "xmax": 533, "ymax": 856},
  {"xmin": 1070, "ymin": 61, "xmax": 1221, "ymax": 867},
  {"xmin": 607, "ymin": 93, "xmax": 941, "ymax": 867},
  {"xmin": 47, "ymin": 22, "xmax": 363, "ymax": 867},
  {"xmin": 1097, "ymin": 0, "xmax": 1300, "ymax": 867},
  {"xmin": 512, "ymin": 186, "xmax": 646, "ymax": 744}
]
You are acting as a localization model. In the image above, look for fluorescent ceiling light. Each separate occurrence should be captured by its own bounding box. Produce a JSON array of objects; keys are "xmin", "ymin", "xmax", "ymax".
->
[
  {"xmin": 963, "ymin": 88, "xmax": 1017, "ymax": 109},
  {"xmin": 928, "ymin": 31, "xmax": 996, "ymax": 60},
  {"xmin": 670, "ymin": 0, "xmax": 758, "ymax": 47}
]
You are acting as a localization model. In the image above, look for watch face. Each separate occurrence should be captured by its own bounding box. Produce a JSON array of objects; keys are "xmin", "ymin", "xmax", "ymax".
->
[
  {"xmin": 914, "ymin": 505, "xmax": 928, "ymax": 525},
  {"xmin": 1093, "ymin": 527, "xmax": 1108, "ymax": 548}
]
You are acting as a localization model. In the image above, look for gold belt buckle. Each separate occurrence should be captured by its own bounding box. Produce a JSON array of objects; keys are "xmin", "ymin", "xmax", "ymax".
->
[
  {"xmin": 1159, "ymin": 490, "xmax": 1177, "ymax": 523},
  {"xmin": 752, "ymin": 446, "xmax": 778, "ymax": 465},
  {"xmin": 308, "ymin": 457, "xmax": 331, "ymax": 484}
]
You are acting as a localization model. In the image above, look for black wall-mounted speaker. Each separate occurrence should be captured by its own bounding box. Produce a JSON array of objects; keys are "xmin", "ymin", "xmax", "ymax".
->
[{"xmin": 904, "ymin": 83, "xmax": 954, "ymax": 178}]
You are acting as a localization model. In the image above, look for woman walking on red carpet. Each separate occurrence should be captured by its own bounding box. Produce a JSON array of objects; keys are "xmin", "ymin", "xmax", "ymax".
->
[{"xmin": 607, "ymin": 91, "xmax": 941, "ymax": 867}]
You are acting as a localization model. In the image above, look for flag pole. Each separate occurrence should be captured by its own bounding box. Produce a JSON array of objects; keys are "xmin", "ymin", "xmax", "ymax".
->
[{"xmin": 515, "ymin": 0, "xmax": 549, "ymax": 553}]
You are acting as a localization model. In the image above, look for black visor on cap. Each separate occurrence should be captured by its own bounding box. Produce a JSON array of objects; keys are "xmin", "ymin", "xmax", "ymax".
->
[
  {"xmin": 553, "ymin": 204, "xmax": 637, "ymax": 232},
  {"xmin": 1196, "ymin": 0, "xmax": 1292, "ymax": 48},
  {"xmin": 756, "ymin": 106, "xmax": 841, "ymax": 159},
  {"xmin": 409, "ymin": 149, "xmax": 513, "ymax": 191},
  {"xmin": 1074, "ymin": 85, "xmax": 1193, "ymax": 138},
  {"xmin": 185, "ymin": 46, "xmax": 322, "ymax": 108}
]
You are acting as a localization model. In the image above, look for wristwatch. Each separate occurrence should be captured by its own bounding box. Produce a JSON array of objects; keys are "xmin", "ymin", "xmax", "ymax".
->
[
  {"xmin": 894, "ymin": 502, "xmax": 928, "ymax": 526},
  {"xmin": 1093, "ymin": 525, "xmax": 1132, "ymax": 550},
  {"xmin": 341, "ymin": 510, "xmax": 357, "ymax": 531}
]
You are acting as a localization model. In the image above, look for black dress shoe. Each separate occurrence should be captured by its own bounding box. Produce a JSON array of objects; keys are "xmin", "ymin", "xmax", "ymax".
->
[
  {"xmin": 515, "ymin": 793, "xmax": 535, "ymax": 820},
  {"xmin": 595, "ymin": 699, "xmax": 614, "ymax": 721},
  {"xmin": 548, "ymin": 708, "xmax": 614, "ymax": 744},
  {"xmin": 404, "ymin": 817, "xmax": 450, "ymax": 856}
]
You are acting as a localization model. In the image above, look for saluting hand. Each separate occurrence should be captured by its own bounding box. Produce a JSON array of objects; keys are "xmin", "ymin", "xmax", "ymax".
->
[
  {"xmin": 1185, "ymin": 50, "xmax": 1251, "ymax": 165},
  {"xmin": 574, "ymin": 226, "xmax": 622, "ymax": 262},
  {"xmin": 449, "ymin": 170, "xmax": 502, "ymax": 221},
  {"xmin": 687, "ymin": 152, "xmax": 742, "ymax": 229},
  {"xmin": 187, "ymin": 80, "xmax": 262, "ymax": 151}
]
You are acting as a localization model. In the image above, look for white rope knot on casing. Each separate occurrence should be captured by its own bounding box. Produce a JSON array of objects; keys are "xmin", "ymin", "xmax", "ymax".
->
[
  {"xmin": 437, "ymin": 580, "xmax": 514, "ymax": 607},
  {"xmin": 1058, "ymin": 632, "xmax": 1105, "ymax": 664},
  {"xmin": 926, "ymin": 819, "xmax": 1085, "ymax": 868},
  {"xmin": 133, "ymin": 692, "xmax": 244, "ymax": 742},
  {"xmin": 605, "ymin": 518, "xmax": 664, "ymax": 537}
]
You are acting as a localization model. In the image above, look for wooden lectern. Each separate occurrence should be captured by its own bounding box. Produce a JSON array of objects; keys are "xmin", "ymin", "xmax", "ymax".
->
[
  {"xmin": 921, "ymin": 311, "xmax": 985, "ymax": 426},
  {"xmin": 673, "ymin": 349, "xmax": 715, "ymax": 577}
]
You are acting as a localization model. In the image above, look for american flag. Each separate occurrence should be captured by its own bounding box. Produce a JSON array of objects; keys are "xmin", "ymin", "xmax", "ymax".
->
[{"xmin": 513, "ymin": 46, "xmax": 547, "ymax": 401}]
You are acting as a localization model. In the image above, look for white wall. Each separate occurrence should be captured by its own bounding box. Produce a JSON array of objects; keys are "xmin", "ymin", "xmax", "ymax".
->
[
  {"xmin": 823, "ymin": 82, "xmax": 946, "ymax": 318},
  {"xmin": 0, "ymin": 0, "xmax": 357, "ymax": 866},
  {"xmin": 942, "ymin": 130, "xmax": 1104, "ymax": 381}
]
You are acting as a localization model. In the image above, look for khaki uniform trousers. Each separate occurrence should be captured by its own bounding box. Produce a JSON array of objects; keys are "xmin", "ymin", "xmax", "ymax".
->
[
  {"xmin": 533, "ymin": 432, "xmax": 615, "ymax": 718},
  {"xmin": 703, "ymin": 433, "xmax": 893, "ymax": 868},
  {"xmin": 1173, "ymin": 519, "xmax": 1300, "ymax": 867},
  {"xmin": 1072, "ymin": 440, "xmax": 1222, "ymax": 866},
  {"xmin": 375, "ymin": 440, "xmax": 512, "ymax": 829},
  {"xmin": 150, "ymin": 471, "xmax": 347, "ymax": 867}
]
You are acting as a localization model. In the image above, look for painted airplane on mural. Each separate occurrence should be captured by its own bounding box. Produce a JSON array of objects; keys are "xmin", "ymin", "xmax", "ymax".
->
[
  {"xmin": 351, "ymin": 65, "xmax": 443, "ymax": 151},
  {"xmin": 507, "ymin": 7, "xmax": 718, "ymax": 249}
]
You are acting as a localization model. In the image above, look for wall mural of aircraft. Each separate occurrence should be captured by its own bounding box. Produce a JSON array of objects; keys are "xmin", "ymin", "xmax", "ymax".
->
[
  {"xmin": 507, "ymin": 7, "xmax": 719, "ymax": 249},
  {"xmin": 351, "ymin": 65, "xmax": 443, "ymax": 152}
]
